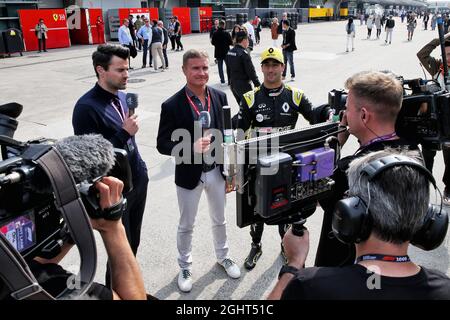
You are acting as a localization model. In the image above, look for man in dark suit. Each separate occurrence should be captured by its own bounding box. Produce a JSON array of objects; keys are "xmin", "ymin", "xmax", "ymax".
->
[
  {"xmin": 211, "ymin": 20, "xmax": 233, "ymax": 85},
  {"xmin": 157, "ymin": 49, "xmax": 240, "ymax": 293},
  {"xmin": 281, "ymin": 20, "xmax": 297, "ymax": 81},
  {"xmin": 158, "ymin": 20, "xmax": 169, "ymax": 69},
  {"xmin": 72, "ymin": 44, "xmax": 149, "ymax": 286}
]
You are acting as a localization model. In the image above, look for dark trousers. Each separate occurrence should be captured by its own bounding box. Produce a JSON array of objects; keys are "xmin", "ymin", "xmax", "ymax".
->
[
  {"xmin": 255, "ymin": 30, "xmax": 260, "ymax": 44},
  {"xmin": 170, "ymin": 35, "xmax": 176, "ymax": 50},
  {"xmin": 175, "ymin": 35, "xmax": 183, "ymax": 50},
  {"xmin": 105, "ymin": 175, "xmax": 149, "ymax": 286},
  {"xmin": 217, "ymin": 58, "xmax": 227, "ymax": 83},
  {"xmin": 231, "ymin": 81, "xmax": 252, "ymax": 105},
  {"xmin": 282, "ymin": 50, "xmax": 295, "ymax": 77},
  {"xmin": 376, "ymin": 28, "xmax": 381, "ymax": 37},
  {"xmin": 38, "ymin": 37, "xmax": 46, "ymax": 51},
  {"xmin": 142, "ymin": 39, "xmax": 149, "ymax": 66},
  {"xmin": 250, "ymin": 222, "xmax": 286, "ymax": 245},
  {"xmin": 163, "ymin": 47, "xmax": 169, "ymax": 67},
  {"xmin": 422, "ymin": 145, "xmax": 450, "ymax": 189}
]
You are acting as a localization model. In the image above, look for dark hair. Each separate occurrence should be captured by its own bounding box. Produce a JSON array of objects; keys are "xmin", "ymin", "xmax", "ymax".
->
[
  {"xmin": 282, "ymin": 20, "xmax": 290, "ymax": 27},
  {"xmin": 445, "ymin": 40, "xmax": 450, "ymax": 47},
  {"xmin": 219, "ymin": 20, "xmax": 226, "ymax": 28},
  {"xmin": 92, "ymin": 44, "xmax": 129, "ymax": 78},
  {"xmin": 235, "ymin": 30, "xmax": 248, "ymax": 44}
]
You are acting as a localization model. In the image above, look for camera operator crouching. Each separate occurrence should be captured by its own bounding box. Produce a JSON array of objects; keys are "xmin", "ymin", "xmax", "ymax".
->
[
  {"xmin": 0, "ymin": 177, "xmax": 147, "ymax": 300},
  {"xmin": 268, "ymin": 149, "xmax": 450, "ymax": 299},
  {"xmin": 315, "ymin": 71, "xmax": 420, "ymax": 267}
]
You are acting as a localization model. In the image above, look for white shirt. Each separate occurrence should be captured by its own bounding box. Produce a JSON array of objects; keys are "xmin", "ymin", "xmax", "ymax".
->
[{"xmin": 243, "ymin": 22, "xmax": 255, "ymax": 42}]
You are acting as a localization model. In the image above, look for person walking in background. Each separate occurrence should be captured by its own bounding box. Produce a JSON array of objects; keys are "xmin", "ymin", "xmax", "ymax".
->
[
  {"xmin": 136, "ymin": 18, "xmax": 152, "ymax": 68},
  {"xmin": 174, "ymin": 16, "xmax": 184, "ymax": 51},
  {"xmin": 271, "ymin": 17, "xmax": 280, "ymax": 47},
  {"xmin": 281, "ymin": 20, "xmax": 297, "ymax": 81},
  {"xmin": 253, "ymin": 15, "xmax": 262, "ymax": 45},
  {"xmin": 385, "ymin": 15, "xmax": 395, "ymax": 45},
  {"xmin": 366, "ymin": 14, "xmax": 374, "ymax": 39},
  {"xmin": 374, "ymin": 14, "xmax": 382, "ymax": 39},
  {"xmin": 96, "ymin": 16, "xmax": 106, "ymax": 44},
  {"xmin": 158, "ymin": 20, "xmax": 169, "ymax": 69},
  {"xmin": 134, "ymin": 15, "xmax": 144, "ymax": 50},
  {"xmin": 231, "ymin": 24, "xmax": 242, "ymax": 45},
  {"xmin": 407, "ymin": 13, "xmax": 417, "ymax": 41},
  {"xmin": 168, "ymin": 17, "xmax": 176, "ymax": 50},
  {"xmin": 211, "ymin": 20, "xmax": 233, "ymax": 86},
  {"xmin": 151, "ymin": 20, "xmax": 165, "ymax": 71},
  {"xmin": 118, "ymin": 19, "xmax": 134, "ymax": 69},
  {"xmin": 345, "ymin": 18, "xmax": 355, "ymax": 52},
  {"xmin": 35, "ymin": 18, "xmax": 48, "ymax": 53}
]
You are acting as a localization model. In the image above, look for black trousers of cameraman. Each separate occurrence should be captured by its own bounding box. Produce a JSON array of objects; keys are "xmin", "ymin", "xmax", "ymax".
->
[
  {"xmin": 250, "ymin": 222, "xmax": 286, "ymax": 245},
  {"xmin": 422, "ymin": 145, "xmax": 450, "ymax": 189},
  {"xmin": 105, "ymin": 175, "xmax": 148, "ymax": 287}
]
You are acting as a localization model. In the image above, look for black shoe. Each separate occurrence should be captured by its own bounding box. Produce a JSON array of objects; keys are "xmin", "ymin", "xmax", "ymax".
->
[
  {"xmin": 244, "ymin": 243, "xmax": 262, "ymax": 270},
  {"xmin": 142, "ymin": 65, "xmax": 146, "ymax": 68}
]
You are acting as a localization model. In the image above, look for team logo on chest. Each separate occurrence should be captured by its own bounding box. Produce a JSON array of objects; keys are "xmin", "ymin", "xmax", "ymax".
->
[{"xmin": 281, "ymin": 102, "xmax": 290, "ymax": 113}]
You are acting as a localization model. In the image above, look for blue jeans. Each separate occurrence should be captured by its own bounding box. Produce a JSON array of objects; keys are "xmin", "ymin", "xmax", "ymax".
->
[
  {"xmin": 217, "ymin": 58, "xmax": 227, "ymax": 83},
  {"xmin": 282, "ymin": 50, "xmax": 295, "ymax": 78}
]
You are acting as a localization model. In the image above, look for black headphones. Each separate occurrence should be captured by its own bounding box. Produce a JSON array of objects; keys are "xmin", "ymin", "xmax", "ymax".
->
[{"xmin": 332, "ymin": 155, "xmax": 449, "ymax": 250}]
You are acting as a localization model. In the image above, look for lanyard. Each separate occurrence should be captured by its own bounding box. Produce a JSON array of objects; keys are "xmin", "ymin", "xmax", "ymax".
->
[
  {"xmin": 356, "ymin": 254, "xmax": 410, "ymax": 263},
  {"xmin": 185, "ymin": 88, "xmax": 211, "ymax": 116},
  {"xmin": 111, "ymin": 98, "xmax": 125, "ymax": 122},
  {"xmin": 356, "ymin": 132, "xmax": 397, "ymax": 154}
]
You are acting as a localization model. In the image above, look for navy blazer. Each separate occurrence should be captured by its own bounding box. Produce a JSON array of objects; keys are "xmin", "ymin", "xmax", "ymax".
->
[{"xmin": 157, "ymin": 86, "xmax": 227, "ymax": 189}]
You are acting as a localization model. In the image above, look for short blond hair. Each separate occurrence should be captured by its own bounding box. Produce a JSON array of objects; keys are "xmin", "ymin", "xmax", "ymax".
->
[{"xmin": 345, "ymin": 71, "xmax": 403, "ymax": 121}]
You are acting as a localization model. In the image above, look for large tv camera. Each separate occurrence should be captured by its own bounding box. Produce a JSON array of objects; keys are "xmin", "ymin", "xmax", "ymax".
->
[
  {"xmin": 395, "ymin": 78, "xmax": 450, "ymax": 150},
  {"xmin": 233, "ymin": 122, "xmax": 341, "ymax": 229},
  {"xmin": 0, "ymin": 102, "xmax": 132, "ymax": 263},
  {"xmin": 222, "ymin": 97, "xmax": 342, "ymax": 232}
]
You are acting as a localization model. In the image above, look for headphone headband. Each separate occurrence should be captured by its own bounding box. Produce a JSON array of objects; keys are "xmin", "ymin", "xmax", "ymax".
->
[{"xmin": 360, "ymin": 155, "xmax": 436, "ymax": 188}]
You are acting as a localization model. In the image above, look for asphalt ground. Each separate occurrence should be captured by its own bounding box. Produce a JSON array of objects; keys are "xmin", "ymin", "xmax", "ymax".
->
[{"xmin": 1, "ymin": 17, "xmax": 449, "ymax": 300}]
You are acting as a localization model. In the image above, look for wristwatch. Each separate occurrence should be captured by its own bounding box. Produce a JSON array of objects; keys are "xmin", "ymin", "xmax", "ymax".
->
[{"xmin": 278, "ymin": 265, "xmax": 299, "ymax": 279}]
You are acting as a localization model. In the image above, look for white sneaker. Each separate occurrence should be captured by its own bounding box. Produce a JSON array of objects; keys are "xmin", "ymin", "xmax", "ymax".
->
[
  {"xmin": 177, "ymin": 269, "xmax": 192, "ymax": 292},
  {"xmin": 219, "ymin": 258, "xmax": 241, "ymax": 279},
  {"xmin": 291, "ymin": 77, "xmax": 295, "ymax": 81}
]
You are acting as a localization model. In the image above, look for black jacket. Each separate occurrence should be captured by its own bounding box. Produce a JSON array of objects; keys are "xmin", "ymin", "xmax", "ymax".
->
[
  {"xmin": 226, "ymin": 44, "xmax": 260, "ymax": 87},
  {"xmin": 211, "ymin": 27, "xmax": 233, "ymax": 59},
  {"xmin": 157, "ymin": 86, "xmax": 227, "ymax": 189},
  {"xmin": 282, "ymin": 27, "xmax": 297, "ymax": 52},
  {"xmin": 162, "ymin": 27, "xmax": 168, "ymax": 46}
]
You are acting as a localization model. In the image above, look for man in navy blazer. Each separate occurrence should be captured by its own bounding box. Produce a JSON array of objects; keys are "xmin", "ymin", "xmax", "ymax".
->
[
  {"xmin": 72, "ymin": 44, "xmax": 149, "ymax": 285},
  {"xmin": 157, "ymin": 49, "xmax": 240, "ymax": 293}
]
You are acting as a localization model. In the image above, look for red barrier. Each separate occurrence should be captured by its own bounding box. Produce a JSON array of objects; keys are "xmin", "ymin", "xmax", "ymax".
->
[
  {"xmin": 173, "ymin": 7, "xmax": 191, "ymax": 35},
  {"xmin": 18, "ymin": 9, "xmax": 70, "ymax": 52},
  {"xmin": 199, "ymin": 7, "xmax": 212, "ymax": 32},
  {"xmin": 89, "ymin": 9, "xmax": 105, "ymax": 44}
]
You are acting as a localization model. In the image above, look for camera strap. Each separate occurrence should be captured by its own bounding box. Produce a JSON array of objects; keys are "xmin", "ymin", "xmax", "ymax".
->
[{"xmin": 0, "ymin": 147, "xmax": 97, "ymax": 300}]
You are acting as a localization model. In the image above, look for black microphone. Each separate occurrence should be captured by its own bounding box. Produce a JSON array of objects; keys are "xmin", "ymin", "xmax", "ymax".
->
[{"xmin": 126, "ymin": 93, "xmax": 138, "ymax": 116}]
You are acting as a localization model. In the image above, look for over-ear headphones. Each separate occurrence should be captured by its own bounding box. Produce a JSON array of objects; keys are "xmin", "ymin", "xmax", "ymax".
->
[{"xmin": 332, "ymin": 155, "xmax": 449, "ymax": 250}]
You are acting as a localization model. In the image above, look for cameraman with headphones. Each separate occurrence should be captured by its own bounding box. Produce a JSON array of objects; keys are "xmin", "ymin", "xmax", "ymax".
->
[
  {"xmin": 268, "ymin": 149, "xmax": 450, "ymax": 299},
  {"xmin": 315, "ymin": 71, "xmax": 419, "ymax": 267},
  {"xmin": 0, "ymin": 177, "xmax": 146, "ymax": 300},
  {"xmin": 417, "ymin": 33, "xmax": 450, "ymax": 205}
]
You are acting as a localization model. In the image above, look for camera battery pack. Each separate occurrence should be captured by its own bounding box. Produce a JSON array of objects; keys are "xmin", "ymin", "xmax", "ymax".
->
[
  {"xmin": 255, "ymin": 152, "xmax": 292, "ymax": 218},
  {"xmin": 295, "ymin": 147, "xmax": 335, "ymax": 182}
]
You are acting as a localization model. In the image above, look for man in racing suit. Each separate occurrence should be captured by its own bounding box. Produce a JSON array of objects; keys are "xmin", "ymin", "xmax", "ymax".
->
[{"xmin": 235, "ymin": 47, "xmax": 330, "ymax": 270}]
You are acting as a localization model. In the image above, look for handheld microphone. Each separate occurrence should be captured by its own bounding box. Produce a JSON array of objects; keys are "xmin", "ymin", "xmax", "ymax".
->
[
  {"xmin": 126, "ymin": 93, "xmax": 139, "ymax": 116},
  {"xmin": 222, "ymin": 105, "xmax": 236, "ymax": 178},
  {"xmin": 198, "ymin": 111, "xmax": 211, "ymax": 132}
]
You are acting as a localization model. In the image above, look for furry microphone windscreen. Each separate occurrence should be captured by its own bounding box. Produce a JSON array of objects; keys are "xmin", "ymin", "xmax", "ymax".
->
[{"xmin": 54, "ymin": 134, "xmax": 116, "ymax": 183}]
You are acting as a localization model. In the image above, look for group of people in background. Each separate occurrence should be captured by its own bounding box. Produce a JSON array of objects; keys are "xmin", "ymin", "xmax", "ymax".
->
[{"xmin": 118, "ymin": 14, "xmax": 184, "ymax": 70}]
